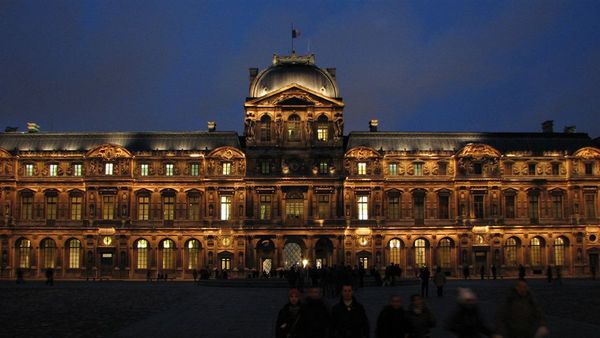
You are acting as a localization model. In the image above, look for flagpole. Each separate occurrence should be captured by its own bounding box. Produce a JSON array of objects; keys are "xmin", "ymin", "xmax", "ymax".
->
[{"xmin": 291, "ymin": 23, "xmax": 294, "ymax": 54}]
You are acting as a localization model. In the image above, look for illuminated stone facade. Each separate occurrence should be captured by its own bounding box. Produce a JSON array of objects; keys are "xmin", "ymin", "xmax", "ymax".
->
[{"xmin": 1, "ymin": 53, "xmax": 600, "ymax": 279}]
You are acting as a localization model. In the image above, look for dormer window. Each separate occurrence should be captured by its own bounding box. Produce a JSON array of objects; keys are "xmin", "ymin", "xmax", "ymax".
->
[
  {"xmin": 414, "ymin": 163, "xmax": 423, "ymax": 176},
  {"xmin": 222, "ymin": 162, "xmax": 232, "ymax": 175},
  {"xmin": 165, "ymin": 163, "xmax": 174, "ymax": 176},
  {"xmin": 585, "ymin": 163, "xmax": 593, "ymax": 175},
  {"xmin": 552, "ymin": 163, "xmax": 560, "ymax": 175},
  {"xmin": 388, "ymin": 163, "xmax": 398, "ymax": 176},
  {"xmin": 528, "ymin": 163, "xmax": 536, "ymax": 175},
  {"xmin": 319, "ymin": 161, "xmax": 328, "ymax": 174},
  {"xmin": 438, "ymin": 162, "xmax": 447, "ymax": 175},
  {"xmin": 73, "ymin": 163, "xmax": 82, "ymax": 176},
  {"xmin": 317, "ymin": 115, "xmax": 329, "ymax": 141},
  {"xmin": 473, "ymin": 163, "xmax": 483, "ymax": 175},
  {"xmin": 49, "ymin": 164, "xmax": 58, "ymax": 177},
  {"xmin": 190, "ymin": 163, "xmax": 200, "ymax": 176},
  {"xmin": 140, "ymin": 163, "xmax": 149, "ymax": 176},
  {"xmin": 105, "ymin": 163, "xmax": 114, "ymax": 176},
  {"xmin": 357, "ymin": 162, "xmax": 367, "ymax": 175},
  {"xmin": 25, "ymin": 164, "xmax": 34, "ymax": 176}
]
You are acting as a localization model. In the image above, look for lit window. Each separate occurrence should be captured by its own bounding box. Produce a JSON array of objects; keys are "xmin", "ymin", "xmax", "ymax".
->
[
  {"xmin": 357, "ymin": 162, "xmax": 367, "ymax": 175},
  {"xmin": 261, "ymin": 160, "xmax": 270, "ymax": 175},
  {"xmin": 220, "ymin": 195, "xmax": 232, "ymax": 220},
  {"xmin": 105, "ymin": 163, "xmax": 114, "ymax": 175},
  {"xmin": 136, "ymin": 239, "xmax": 148, "ymax": 269},
  {"xmin": 18, "ymin": 239, "xmax": 31, "ymax": 268},
  {"xmin": 317, "ymin": 124, "xmax": 328, "ymax": 141},
  {"xmin": 163, "ymin": 195, "xmax": 175, "ymax": 220},
  {"xmin": 165, "ymin": 163, "xmax": 174, "ymax": 176},
  {"xmin": 285, "ymin": 199, "xmax": 303, "ymax": 220},
  {"xmin": 414, "ymin": 163, "xmax": 423, "ymax": 176},
  {"xmin": 505, "ymin": 238, "xmax": 518, "ymax": 266},
  {"xmin": 221, "ymin": 257, "xmax": 231, "ymax": 270},
  {"xmin": 439, "ymin": 238, "xmax": 452, "ymax": 268},
  {"xmin": 102, "ymin": 195, "xmax": 115, "ymax": 220},
  {"xmin": 73, "ymin": 164, "xmax": 82, "ymax": 176},
  {"xmin": 140, "ymin": 164, "xmax": 149, "ymax": 176},
  {"xmin": 357, "ymin": 195, "xmax": 368, "ymax": 220},
  {"xmin": 415, "ymin": 239, "xmax": 426, "ymax": 267},
  {"xmin": 554, "ymin": 237, "xmax": 565, "ymax": 266},
  {"xmin": 70, "ymin": 195, "xmax": 82, "ymax": 220},
  {"xmin": 25, "ymin": 164, "xmax": 34, "ymax": 176},
  {"xmin": 222, "ymin": 162, "xmax": 232, "ymax": 175},
  {"xmin": 68, "ymin": 239, "xmax": 81, "ymax": 269},
  {"xmin": 190, "ymin": 163, "xmax": 200, "ymax": 176},
  {"xmin": 41, "ymin": 238, "xmax": 56, "ymax": 269},
  {"xmin": 389, "ymin": 239, "xmax": 401, "ymax": 264},
  {"xmin": 49, "ymin": 164, "xmax": 58, "ymax": 177},
  {"xmin": 388, "ymin": 163, "xmax": 398, "ymax": 176},
  {"xmin": 187, "ymin": 240, "xmax": 200, "ymax": 269},
  {"xmin": 138, "ymin": 195, "xmax": 150, "ymax": 220},
  {"xmin": 319, "ymin": 161, "xmax": 328, "ymax": 174},
  {"xmin": 530, "ymin": 237, "xmax": 542, "ymax": 266},
  {"xmin": 259, "ymin": 195, "xmax": 271, "ymax": 220},
  {"xmin": 162, "ymin": 239, "xmax": 175, "ymax": 270}
]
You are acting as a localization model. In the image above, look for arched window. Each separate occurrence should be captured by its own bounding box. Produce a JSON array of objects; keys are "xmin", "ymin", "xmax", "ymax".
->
[
  {"xmin": 317, "ymin": 115, "xmax": 329, "ymax": 141},
  {"xmin": 554, "ymin": 237, "xmax": 566, "ymax": 266},
  {"xmin": 187, "ymin": 239, "xmax": 200, "ymax": 269},
  {"xmin": 389, "ymin": 239, "xmax": 402, "ymax": 265},
  {"xmin": 439, "ymin": 238, "xmax": 452, "ymax": 268},
  {"xmin": 40, "ymin": 238, "xmax": 56, "ymax": 268},
  {"xmin": 260, "ymin": 115, "xmax": 271, "ymax": 142},
  {"xmin": 162, "ymin": 239, "xmax": 176, "ymax": 270},
  {"xmin": 17, "ymin": 239, "xmax": 31, "ymax": 269},
  {"xmin": 414, "ymin": 239, "xmax": 427, "ymax": 267},
  {"xmin": 67, "ymin": 239, "xmax": 81, "ymax": 269},
  {"xmin": 530, "ymin": 237, "xmax": 542, "ymax": 266},
  {"xmin": 287, "ymin": 114, "xmax": 301, "ymax": 141},
  {"xmin": 136, "ymin": 239, "xmax": 148, "ymax": 269},
  {"xmin": 505, "ymin": 237, "xmax": 518, "ymax": 266}
]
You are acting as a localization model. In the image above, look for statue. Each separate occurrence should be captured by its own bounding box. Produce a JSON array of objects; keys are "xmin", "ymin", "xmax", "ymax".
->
[{"xmin": 245, "ymin": 118, "xmax": 255, "ymax": 139}]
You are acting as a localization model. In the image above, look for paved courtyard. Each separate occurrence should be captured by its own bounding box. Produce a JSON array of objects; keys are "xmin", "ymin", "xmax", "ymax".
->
[{"xmin": 1, "ymin": 278, "xmax": 599, "ymax": 337}]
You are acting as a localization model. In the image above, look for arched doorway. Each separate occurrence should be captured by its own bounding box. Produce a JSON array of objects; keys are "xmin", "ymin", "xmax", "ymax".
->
[
  {"xmin": 357, "ymin": 250, "xmax": 372, "ymax": 269},
  {"xmin": 283, "ymin": 242, "xmax": 302, "ymax": 269},
  {"xmin": 256, "ymin": 239, "xmax": 275, "ymax": 276},
  {"xmin": 314, "ymin": 238, "xmax": 333, "ymax": 268}
]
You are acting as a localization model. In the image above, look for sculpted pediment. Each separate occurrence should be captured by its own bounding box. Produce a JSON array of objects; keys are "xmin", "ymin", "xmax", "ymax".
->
[
  {"xmin": 573, "ymin": 147, "xmax": 600, "ymax": 159},
  {"xmin": 457, "ymin": 143, "xmax": 501, "ymax": 159},
  {"xmin": 245, "ymin": 84, "xmax": 344, "ymax": 107},
  {"xmin": 207, "ymin": 146, "xmax": 245, "ymax": 160},
  {"xmin": 345, "ymin": 147, "xmax": 381, "ymax": 160},
  {"xmin": 86, "ymin": 144, "xmax": 132, "ymax": 160}
]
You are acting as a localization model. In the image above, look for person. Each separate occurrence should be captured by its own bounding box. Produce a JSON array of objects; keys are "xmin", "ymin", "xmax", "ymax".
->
[
  {"xmin": 192, "ymin": 268, "xmax": 198, "ymax": 282},
  {"xmin": 555, "ymin": 266, "xmax": 562, "ymax": 285},
  {"xmin": 445, "ymin": 288, "xmax": 493, "ymax": 338},
  {"xmin": 376, "ymin": 295, "xmax": 409, "ymax": 338},
  {"xmin": 406, "ymin": 294, "xmax": 435, "ymax": 338},
  {"xmin": 146, "ymin": 270, "xmax": 152, "ymax": 282},
  {"xmin": 331, "ymin": 284, "xmax": 369, "ymax": 338},
  {"xmin": 518, "ymin": 264, "xmax": 526, "ymax": 280},
  {"xmin": 45, "ymin": 268, "xmax": 54, "ymax": 286},
  {"xmin": 463, "ymin": 265, "xmax": 470, "ymax": 280},
  {"xmin": 546, "ymin": 266, "xmax": 552, "ymax": 283},
  {"xmin": 297, "ymin": 287, "xmax": 330, "ymax": 338},
  {"xmin": 16, "ymin": 268, "xmax": 24, "ymax": 284},
  {"xmin": 433, "ymin": 267, "xmax": 447, "ymax": 298},
  {"xmin": 419, "ymin": 266, "xmax": 430, "ymax": 297},
  {"xmin": 276, "ymin": 288, "xmax": 303, "ymax": 338},
  {"xmin": 496, "ymin": 280, "xmax": 549, "ymax": 338},
  {"xmin": 491, "ymin": 265, "xmax": 497, "ymax": 280},
  {"xmin": 480, "ymin": 266, "xmax": 485, "ymax": 280}
]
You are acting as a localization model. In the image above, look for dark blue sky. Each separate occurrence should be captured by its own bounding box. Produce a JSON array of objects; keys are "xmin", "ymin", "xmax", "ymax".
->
[{"xmin": 2, "ymin": 0, "xmax": 600, "ymax": 136}]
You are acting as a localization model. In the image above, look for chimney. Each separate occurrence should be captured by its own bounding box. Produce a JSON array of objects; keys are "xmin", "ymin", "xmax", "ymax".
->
[
  {"xmin": 208, "ymin": 121, "xmax": 216, "ymax": 132},
  {"xmin": 564, "ymin": 125, "xmax": 576, "ymax": 134},
  {"xmin": 542, "ymin": 120, "xmax": 554, "ymax": 133},
  {"xmin": 326, "ymin": 68, "xmax": 336, "ymax": 79},
  {"xmin": 249, "ymin": 68, "xmax": 258, "ymax": 82},
  {"xmin": 369, "ymin": 119, "xmax": 379, "ymax": 132}
]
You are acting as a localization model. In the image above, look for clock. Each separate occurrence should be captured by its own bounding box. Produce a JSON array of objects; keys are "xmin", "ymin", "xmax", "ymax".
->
[
  {"xmin": 222, "ymin": 237, "xmax": 231, "ymax": 247},
  {"xmin": 102, "ymin": 236, "xmax": 112, "ymax": 246}
]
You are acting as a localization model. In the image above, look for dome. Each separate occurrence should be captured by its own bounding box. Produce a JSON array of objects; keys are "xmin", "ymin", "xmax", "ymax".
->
[{"xmin": 249, "ymin": 54, "xmax": 339, "ymax": 98}]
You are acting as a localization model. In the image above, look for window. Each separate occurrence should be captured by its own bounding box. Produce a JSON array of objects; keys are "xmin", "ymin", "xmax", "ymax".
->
[
  {"xmin": 222, "ymin": 162, "xmax": 232, "ymax": 175},
  {"xmin": 317, "ymin": 195, "xmax": 329, "ymax": 219},
  {"xmin": 585, "ymin": 163, "xmax": 593, "ymax": 175},
  {"xmin": 136, "ymin": 239, "xmax": 148, "ymax": 269},
  {"xmin": 17, "ymin": 239, "xmax": 31, "ymax": 268},
  {"xmin": 70, "ymin": 195, "xmax": 82, "ymax": 220},
  {"xmin": 287, "ymin": 114, "xmax": 301, "ymax": 141},
  {"xmin": 389, "ymin": 239, "xmax": 401, "ymax": 264},
  {"xmin": 165, "ymin": 163, "xmax": 174, "ymax": 176},
  {"xmin": 46, "ymin": 195, "xmax": 57, "ymax": 220},
  {"xmin": 163, "ymin": 195, "xmax": 175, "ymax": 220},
  {"xmin": 504, "ymin": 162, "xmax": 513, "ymax": 175},
  {"xmin": 528, "ymin": 163, "xmax": 536, "ymax": 175},
  {"xmin": 260, "ymin": 115, "xmax": 271, "ymax": 142},
  {"xmin": 41, "ymin": 239, "xmax": 56, "ymax": 268},
  {"xmin": 357, "ymin": 162, "xmax": 367, "ymax": 175},
  {"xmin": 188, "ymin": 193, "xmax": 201, "ymax": 221},
  {"xmin": 105, "ymin": 163, "xmax": 114, "ymax": 175},
  {"xmin": 415, "ymin": 239, "xmax": 426, "ymax": 267},
  {"xmin": 259, "ymin": 195, "xmax": 272, "ymax": 220},
  {"xmin": 187, "ymin": 240, "xmax": 200, "ymax": 269},
  {"xmin": 319, "ymin": 161, "xmax": 328, "ymax": 174},
  {"xmin": 73, "ymin": 163, "xmax": 82, "ymax": 176},
  {"xmin": 67, "ymin": 239, "xmax": 81, "ymax": 269},
  {"xmin": 285, "ymin": 197, "xmax": 303, "ymax": 220},
  {"xmin": 357, "ymin": 195, "xmax": 368, "ymax": 220},
  {"xmin": 414, "ymin": 163, "xmax": 423, "ymax": 176},
  {"xmin": 473, "ymin": 163, "xmax": 482, "ymax": 175},
  {"xmin": 413, "ymin": 192, "xmax": 425, "ymax": 224},
  {"xmin": 388, "ymin": 195, "xmax": 400, "ymax": 220},
  {"xmin": 505, "ymin": 193, "xmax": 516, "ymax": 219},
  {"xmin": 551, "ymin": 163, "xmax": 560, "ymax": 175},
  {"xmin": 584, "ymin": 193, "xmax": 596, "ymax": 219},
  {"xmin": 439, "ymin": 238, "xmax": 452, "ymax": 268},
  {"xmin": 438, "ymin": 194, "xmax": 449, "ymax": 219},
  {"xmin": 221, "ymin": 257, "xmax": 231, "ymax": 270},
  {"xmin": 190, "ymin": 163, "xmax": 200, "ymax": 176},
  {"xmin": 140, "ymin": 164, "xmax": 149, "ymax": 176},
  {"xmin": 261, "ymin": 160, "xmax": 270, "ymax": 175},
  {"xmin": 388, "ymin": 163, "xmax": 398, "ymax": 176},
  {"xmin": 162, "ymin": 239, "xmax": 175, "ymax": 270},
  {"xmin": 220, "ymin": 195, "xmax": 232, "ymax": 220},
  {"xmin": 25, "ymin": 164, "xmax": 34, "ymax": 176},
  {"xmin": 438, "ymin": 162, "xmax": 447, "ymax": 175},
  {"xmin": 554, "ymin": 237, "xmax": 565, "ymax": 266},
  {"xmin": 505, "ymin": 238, "xmax": 518, "ymax": 266},
  {"xmin": 551, "ymin": 192, "xmax": 563, "ymax": 219},
  {"xmin": 49, "ymin": 164, "xmax": 58, "ymax": 177},
  {"xmin": 138, "ymin": 195, "xmax": 150, "ymax": 220},
  {"xmin": 102, "ymin": 195, "xmax": 115, "ymax": 220},
  {"xmin": 317, "ymin": 118, "xmax": 328, "ymax": 141},
  {"xmin": 21, "ymin": 194, "xmax": 33, "ymax": 220},
  {"xmin": 473, "ymin": 195, "xmax": 484, "ymax": 218},
  {"xmin": 528, "ymin": 192, "xmax": 539, "ymax": 222},
  {"xmin": 530, "ymin": 237, "xmax": 542, "ymax": 266}
]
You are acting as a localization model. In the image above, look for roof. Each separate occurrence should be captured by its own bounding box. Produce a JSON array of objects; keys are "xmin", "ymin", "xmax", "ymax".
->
[
  {"xmin": 0, "ymin": 131, "xmax": 241, "ymax": 153},
  {"xmin": 347, "ymin": 131, "xmax": 594, "ymax": 155}
]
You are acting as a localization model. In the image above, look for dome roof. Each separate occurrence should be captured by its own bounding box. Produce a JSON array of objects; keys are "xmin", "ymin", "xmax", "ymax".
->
[{"xmin": 249, "ymin": 54, "xmax": 339, "ymax": 98}]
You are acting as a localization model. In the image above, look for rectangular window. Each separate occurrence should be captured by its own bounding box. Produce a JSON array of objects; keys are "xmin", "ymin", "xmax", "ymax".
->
[
  {"xmin": 220, "ymin": 195, "xmax": 232, "ymax": 220},
  {"xmin": 68, "ymin": 243, "xmax": 80, "ymax": 269},
  {"xmin": 505, "ymin": 194, "xmax": 516, "ymax": 219},
  {"xmin": 438, "ymin": 162, "xmax": 447, "ymax": 175},
  {"xmin": 165, "ymin": 163, "xmax": 174, "ymax": 176},
  {"xmin": 317, "ymin": 194, "xmax": 329, "ymax": 219},
  {"xmin": 259, "ymin": 195, "xmax": 272, "ymax": 220},
  {"xmin": 221, "ymin": 257, "xmax": 231, "ymax": 270},
  {"xmin": 552, "ymin": 194, "xmax": 563, "ymax": 219},
  {"xmin": 138, "ymin": 195, "xmax": 150, "ymax": 220},
  {"xmin": 222, "ymin": 162, "xmax": 232, "ymax": 175},
  {"xmin": 473, "ymin": 195, "xmax": 484, "ymax": 218},
  {"xmin": 261, "ymin": 160, "xmax": 270, "ymax": 175},
  {"xmin": 504, "ymin": 162, "xmax": 513, "ymax": 175},
  {"xmin": 46, "ymin": 196, "xmax": 57, "ymax": 220},
  {"xmin": 49, "ymin": 164, "xmax": 58, "ymax": 177},
  {"xmin": 552, "ymin": 163, "xmax": 560, "ymax": 175},
  {"xmin": 25, "ymin": 164, "xmax": 34, "ymax": 176},
  {"xmin": 190, "ymin": 163, "xmax": 200, "ymax": 176},
  {"xmin": 105, "ymin": 163, "xmax": 114, "ymax": 175},
  {"xmin": 70, "ymin": 195, "xmax": 82, "ymax": 220},
  {"xmin": 319, "ymin": 161, "xmax": 328, "ymax": 174},
  {"xmin": 357, "ymin": 195, "xmax": 368, "ymax": 220},
  {"xmin": 285, "ymin": 200, "xmax": 303, "ymax": 220},
  {"xmin": 357, "ymin": 162, "xmax": 367, "ymax": 175},
  {"xmin": 73, "ymin": 164, "xmax": 82, "ymax": 176},
  {"xmin": 585, "ymin": 163, "xmax": 594, "ymax": 175},
  {"xmin": 188, "ymin": 194, "xmax": 201, "ymax": 220},
  {"xmin": 438, "ymin": 195, "xmax": 449, "ymax": 219},
  {"xmin": 528, "ymin": 193, "xmax": 539, "ymax": 222},
  {"xmin": 585, "ymin": 193, "xmax": 597, "ymax": 219},
  {"xmin": 388, "ymin": 195, "xmax": 400, "ymax": 220},
  {"xmin": 317, "ymin": 125, "xmax": 328, "ymax": 141},
  {"xmin": 140, "ymin": 164, "xmax": 149, "ymax": 176},
  {"xmin": 528, "ymin": 163, "xmax": 536, "ymax": 175},
  {"xmin": 137, "ymin": 246, "xmax": 148, "ymax": 269},
  {"xmin": 163, "ymin": 196, "xmax": 175, "ymax": 220},
  {"xmin": 414, "ymin": 163, "xmax": 423, "ymax": 176},
  {"xmin": 473, "ymin": 163, "xmax": 483, "ymax": 175},
  {"xmin": 21, "ymin": 195, "xmax": 33, "ymax": 220},
  {"xmin": 287, "ymin": 121, "xmax": 301, "ymax": 141},
  {"xmin": 102, "ymin": 195, "xmax": 115, "ymax": 220},
  {"xmin": 388, "ymin": 163, "xmax": 398, "ymax": 176},
  {"xmin": 414, "ymin": 194, "xmax": 425, "ymax": 224}
]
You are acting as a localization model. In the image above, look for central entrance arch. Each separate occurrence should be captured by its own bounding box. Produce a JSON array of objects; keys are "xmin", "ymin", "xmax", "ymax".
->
[
  {"xmin": 256, "ymin": 239, "xmax": 275, "ymax": 276},
  {"xmin": 314, "ymin": 237, "xmax": 334, "ymax": 268}
]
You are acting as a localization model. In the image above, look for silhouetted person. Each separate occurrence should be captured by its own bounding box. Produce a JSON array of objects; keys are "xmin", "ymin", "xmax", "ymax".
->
[
  {"xmin": 192, "ymin": 268, "xmax": 198, "ymax": 282},
  {"xmin": 496, "ymin": 280, "xmax": 548, "ymax": 338},
  {"xmin": 16, "ymin": 268, "xmax": 24, "ymax": 284},
  {"xmin": 463, "ymin": 265, "xmax": 470, "ymax": 280},
  {"xmin": 546, "ymin": 266, "xmax": 552, "ymax": 283},
  {"xmin": 376, "ymin": 295, "xmax": 409, "ymax": 338},
  {"xmin": 433, "ymin": 267, "xmax": 447, "ymax": 298},
  {"xmin": 518, "ymin": 264, "xmax": 526, "ymax": 280},
  {"xmin": 146, "ymin": 270, "xmax": 152, "ymax": 282},
  {"xmin": 45, "ymin": 268, "xmax": 54, "ymax": 286},
  {"xmin": 406, "ymin": 294, "xmax": 435, "ymax": 338},
  {"xmin": 445, "ymin": 288, "xmax": 493, "ymax": 338},
  {"xmin": 419, "ymin": 266, "xmax": 430, "ymax": 297},
  {"xmin": 331, "ymin": 284, "xmax": 369, "ymax": 338},
  {"xmin": 555, "ymin": 266, "xmax": 562, "ymax": 285},
  {"xmin": 491, "ymin": 265, "xmax": 497, "ymax": 280},
  {"xmin": 276, "ymin": 288, "xmax": 302, "ymax": 338},
  {"xmin": 480, "ymin": 265, "xmax": 485, "ymax": 280},
  {"xmin": 297, "ymin": 287, "xmax": 330, "ymax": 338}
]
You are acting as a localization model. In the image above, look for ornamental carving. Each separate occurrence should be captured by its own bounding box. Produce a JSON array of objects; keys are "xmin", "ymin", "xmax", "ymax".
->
[
  {"xmin": 457, "ymin": 143, "xmax": 501, "ymax": 159},
  {"xmin": 208, "ymin": 147, "xmax": 245, "ymax": 160},
  {"xmin": 573, "ymin": 147, "xmax": 600, "ymax": 159},
  {"xmin": 345, "ymin": 147, "xmax": 380, "ymax": 160},
  {"xmin": 86, "ymin": 144, "xmax": 132, "ymax": 160}
]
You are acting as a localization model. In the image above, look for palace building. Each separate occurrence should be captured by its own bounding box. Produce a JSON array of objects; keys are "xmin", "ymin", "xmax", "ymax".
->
[{"xmin": 1, "ymin": 53, "xmax": 599, "ymax": 280}]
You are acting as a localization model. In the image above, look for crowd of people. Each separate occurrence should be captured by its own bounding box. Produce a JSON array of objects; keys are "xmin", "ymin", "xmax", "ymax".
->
[{"xmin": 275, "ymin": 278, "xmax": 549, "ymax": 338}]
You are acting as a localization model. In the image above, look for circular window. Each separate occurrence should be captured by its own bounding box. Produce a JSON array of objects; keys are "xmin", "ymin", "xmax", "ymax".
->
[{"xmin": 590, "ymin": 234, "xmax": 597, "ymax": 242}]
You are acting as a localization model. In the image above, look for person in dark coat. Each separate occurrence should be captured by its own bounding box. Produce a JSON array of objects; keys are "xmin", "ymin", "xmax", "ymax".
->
[
  {"xmin": 546, "ymin": 266, "xmax": 552, "ymax": 283},
  {"xmin": 406, "ymin": 294, "xmax": 435, "ymax": 338},
  {"xmin": 479, "ymin": 266, "xmax": 485, "ymax": 280},
  {"xmin": 463, "ymin": 265, "xmax": 470, "ymax": 280},
  {"xmin": 276, "ymin": 288, "xmax": 303, "ymax": 338},
  {"xmin": 331, "ymin": 284, "xmax": 369, "ymax": 338},
  {"xmin": 376, "ymin": 295, "xmax": 409, "ymax": 338},
  {"xmin": 445, "ymin": 288, "xmax": 493, "ymax": 338},
  {"xmin": 45, "ymin": 268, "xmax": 54, "ymax": 286},
  {"xmin": 496, "ymin": 280, "xmax": 548, "ymax": 338},
  {"xmin": 419, "ymin": 266, "xmax": 430, "ymax": 297},
  {"xmin": 433, "ymin": 267, "xmax": 447, "ymax": 298},
  {"xmin": 491, "ymin": 265, "xmax": 497, "ymax": 280},
  {"xmin": 518, "ymin": 264, "xmax": 526, "ymax": 280},
  {"xmin": 297, "ymin": 287, "xmax": 330, "ymax": 338}
]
